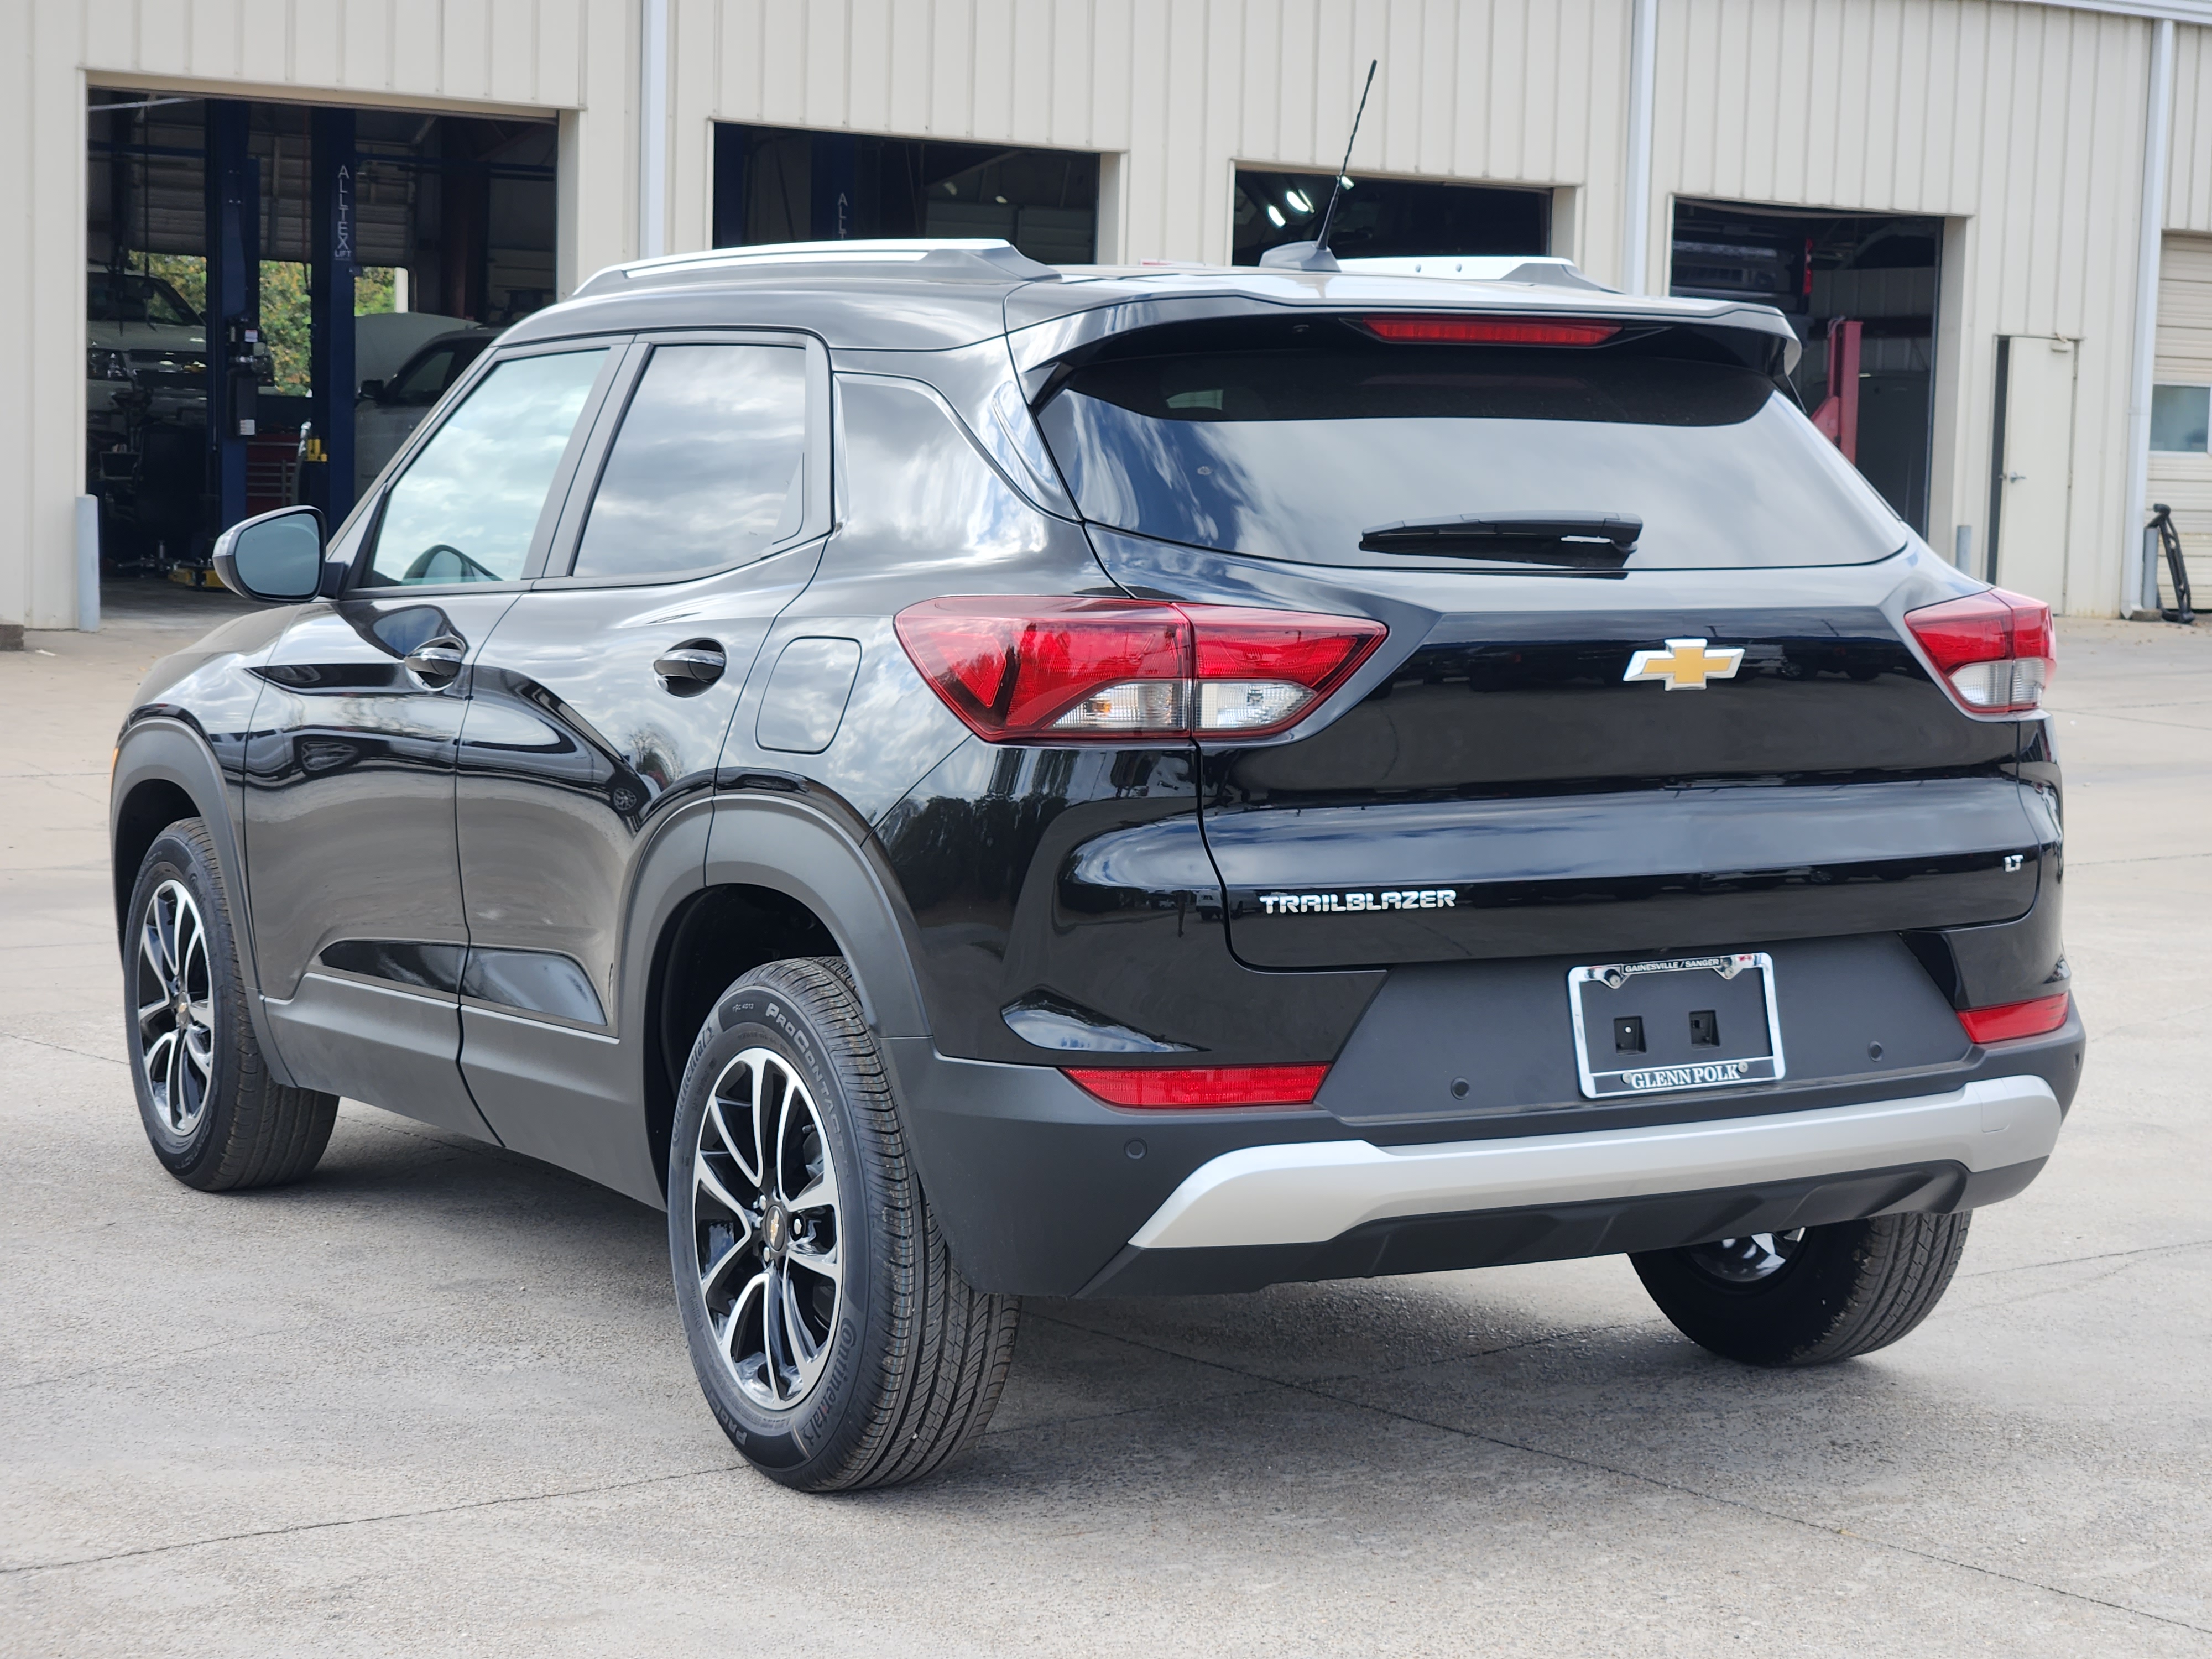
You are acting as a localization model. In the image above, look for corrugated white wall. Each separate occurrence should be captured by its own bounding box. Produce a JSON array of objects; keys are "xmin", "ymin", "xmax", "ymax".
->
[
  {"xmin": 78, "ymin": 0, "xmax": 589, "ymax": 107},
  {"xmin": 2169, "ymin": 19, "xmax": 2212, "ymax": 232},
  {"xmin": 669, "ymin": 0, "xmax": 1632, "ymax": 273},
  {"xmin": 1656, "ymin": 0, "xmax": 2160, "ymax": 614},
  {"xmin": 2, "ymin": 0, "xmax": 2207, "ymax": 631}
]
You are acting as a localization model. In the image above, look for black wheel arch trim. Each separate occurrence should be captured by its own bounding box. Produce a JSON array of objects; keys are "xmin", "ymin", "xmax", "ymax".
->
[
  {"xmin": 110, "ymin": 716, "xmax": 300, "ymax": 1090},
  {"xmin": 611, "ymin": 792, "xmax": 932, "ymax": 1206},
  {"xmin": 696, "ymin": 794, "xmax": 930, "ymax": 1041}
]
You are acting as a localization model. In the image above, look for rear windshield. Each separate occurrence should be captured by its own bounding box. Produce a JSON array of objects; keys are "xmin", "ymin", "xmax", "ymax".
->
[{"xmin": 1034, "ymin": 335, "xmax": 1906, "ymax": 568}]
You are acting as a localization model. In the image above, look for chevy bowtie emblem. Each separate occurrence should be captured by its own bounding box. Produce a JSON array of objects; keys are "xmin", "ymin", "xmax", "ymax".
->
[{"xmin": 1623, "ymin": 638, "xmax": 1745, "ymax": 691}]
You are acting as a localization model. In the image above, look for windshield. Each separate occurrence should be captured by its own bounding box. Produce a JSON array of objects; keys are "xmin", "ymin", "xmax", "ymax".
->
[
  {"xmin": 1035, "ymin": 333, "xmax": 1906, "ymax": 569},
  {"xmin": 388, "ymin": 345, "xmax": 459, "ymax": 404},
  {"xmin": 87, "ymin": 273, "xmax": 200, "ymax": 327}
]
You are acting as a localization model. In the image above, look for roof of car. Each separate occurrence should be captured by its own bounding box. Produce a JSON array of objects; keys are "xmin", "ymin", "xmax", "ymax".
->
[{"xmin": 507, "ymin": 238, "xmax": 1799, "ymax": 367}]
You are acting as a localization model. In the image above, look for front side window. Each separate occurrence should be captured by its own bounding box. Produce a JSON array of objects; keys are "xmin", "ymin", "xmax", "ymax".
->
[
  {"xmin": 2151, "ymin": 384, "xmax": 2211, "ymax": 453},
  {"xmin": 570, "ymin": 343, "xmax": 808, "ymax": 580},
  {"xmin": 367, "ymin": 349, "xmax": 608, "ymax": 586}
]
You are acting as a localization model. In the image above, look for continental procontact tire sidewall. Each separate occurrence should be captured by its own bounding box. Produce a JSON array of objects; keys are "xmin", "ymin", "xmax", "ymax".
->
[{"xmin": 669, "ymin": 973, "xmax": 888, "ymax": 1484}]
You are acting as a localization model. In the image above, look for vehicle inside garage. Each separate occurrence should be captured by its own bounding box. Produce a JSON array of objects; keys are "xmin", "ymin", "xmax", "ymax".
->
[
  {"xmin": 1671, "ymin": 199, "xmax": 1943, "ymax": 535},
  {"xmin": 86, "ymin": 92, "xmax": 557, "ymax": 589}
]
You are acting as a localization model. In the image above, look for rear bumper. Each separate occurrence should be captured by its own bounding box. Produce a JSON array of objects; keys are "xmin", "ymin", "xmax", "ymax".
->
[
  {"xmin": 1076, "ymin": 1076, "xmax": 2056, "ymax": 1295},
  {"xmin": 886, "ymin": 1019, "xmax": 2077, "ymax": 1297},
  {"xmin": 1126, "ymin": 1076, "xmax": 2059, "ymax": 1252}
]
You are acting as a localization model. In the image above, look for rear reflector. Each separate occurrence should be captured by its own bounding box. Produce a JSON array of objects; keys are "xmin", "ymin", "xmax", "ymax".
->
[
  {"xmin": 895, "ymin": 598, "xmax": 1385, "ymax": 742},
  {"xmin": 1063, "ymin": 1063, "xmax": 1330, "ymax": 1108},
  {"xmin": 1903, "ymin": 587, "xmax": 2056, "ymax": 714},
  {"xmin": 1957, "ymin": 993, "xmax": 2071, "ymax": 1044},
  {"xmin": 1361, "ymin": 315, "xmax": 1621, "ymax": 346}
]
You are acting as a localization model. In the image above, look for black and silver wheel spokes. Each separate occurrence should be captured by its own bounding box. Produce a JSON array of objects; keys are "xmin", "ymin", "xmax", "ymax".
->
[
  {"xmin": 134, "ymin": 879, "xmax": 213, "ymax": 1138},
  {"xmin": 1687, "ymin": 1229, "xmax": 1806, "ymax": 1285},
  {"xmin": 692, "ymin": 1047, "xmax": 843, "ymax": 1410}
]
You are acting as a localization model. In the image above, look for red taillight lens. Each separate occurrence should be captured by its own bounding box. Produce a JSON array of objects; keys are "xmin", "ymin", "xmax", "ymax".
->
[
  {"xmin": 1063, "ymin": 1063, "xmax": 1330, "ymax": 1108},
  {"xmin": 895, "ymin": 598, "xmax": 1385, "ymax": 742},
  {"xmin": 1361, "ymin": 315, "xmax": 1621, "ymax": 346},
  {"xmin": 1903, "ymin": 587, "xmax": 2056, "ymax": 714},
  {"xmin": 1957, "ymin": 993, "xmax": 2071, "ymax": 1044},
  {"xmin": 892, "ymin": 597, "xmax": 1187, "ymax": 737}
]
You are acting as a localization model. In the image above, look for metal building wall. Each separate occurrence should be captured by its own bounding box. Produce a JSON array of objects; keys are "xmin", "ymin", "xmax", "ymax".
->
[
  {"xmin": 2, "ymin": 0, "xmax": 2208, "ymax": 633},
  {"xmin": 666, "ymin": 0, "xmax": 1634, "ymax": 274},
  {"xmin": 2170, "ymin": 18, "xmax": 2212, "ymax": 233},
  {"xmin": 1655, "ymin": 0, "xmax": 2156, "ymax": 615},
  {"xmin": 0, "ymin": 0, "xmax": 641, "ymax": 633}
]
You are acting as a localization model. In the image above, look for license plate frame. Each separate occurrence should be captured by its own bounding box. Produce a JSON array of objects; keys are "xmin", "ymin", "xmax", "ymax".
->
[{"xmin": 1566, "ymin": 952, "xmax": 1786, "ymax": 1100}]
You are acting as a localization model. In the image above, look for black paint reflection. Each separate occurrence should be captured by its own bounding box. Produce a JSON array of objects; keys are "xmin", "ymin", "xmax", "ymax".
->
[{"xmin": 877, "ymin": 739, "xmax": 1375, "ymax": 1065}]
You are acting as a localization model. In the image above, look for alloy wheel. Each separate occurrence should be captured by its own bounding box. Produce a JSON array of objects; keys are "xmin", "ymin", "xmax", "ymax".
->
[
  {"xmin": 135, "ymin": 879, "xmax": 213, "ymax": 1138},
  {"xmin": 1685, "ymin": 1229, "xmax": 1806, "ymax": 1285},
  {"xmin": 691, "ymin": 1047, "xmax": 844, "ymax": 1411}
]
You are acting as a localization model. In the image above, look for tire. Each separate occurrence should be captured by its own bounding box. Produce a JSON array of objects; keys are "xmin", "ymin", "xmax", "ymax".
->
[
  {"xmin": 123, "ymin": 818, "xmax": 339, "ymax": 1191},
  {"xmin": 1631, "ymin": 1211, "xmax": 1971, "ymax": 1367},
  {"xmin": 667, "ymin": 957, "xmax": 1020, "ymax": 1491}
]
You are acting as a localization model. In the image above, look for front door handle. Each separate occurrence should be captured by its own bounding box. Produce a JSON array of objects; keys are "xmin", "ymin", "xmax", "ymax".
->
[
  {"xmin": 403, "ymin": 635, "xmax": 468, "ymax": 687},
  {"xmin": 654, "ymin": 640, "xmax": 727, "ymax": 693}
]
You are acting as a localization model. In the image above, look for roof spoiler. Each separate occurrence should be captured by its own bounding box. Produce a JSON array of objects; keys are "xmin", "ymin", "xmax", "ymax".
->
[{"xmin": 1333, "ymin": 255, "xmax": 1617, "ymax": 291}]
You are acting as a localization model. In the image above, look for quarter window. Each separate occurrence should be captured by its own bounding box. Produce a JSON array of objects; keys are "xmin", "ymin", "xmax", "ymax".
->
[
  {"xmin": 570, "ymin": 343, "xmax": 808, "ymax": 580},
  {"xmin": 367, "ymin": 349, "xmax": 609, "ymax": 586}
]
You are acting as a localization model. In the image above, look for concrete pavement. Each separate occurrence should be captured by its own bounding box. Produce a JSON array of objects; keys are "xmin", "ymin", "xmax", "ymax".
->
[{"xmin": 2, "ymin": 585, "xmax": 2208, "ymax": 1656}]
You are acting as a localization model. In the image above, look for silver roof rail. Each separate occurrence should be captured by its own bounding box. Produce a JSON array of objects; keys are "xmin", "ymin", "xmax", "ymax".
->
[{"xmin": 577, "ymin": 238, "xmax": 1059, "ymax": 295}]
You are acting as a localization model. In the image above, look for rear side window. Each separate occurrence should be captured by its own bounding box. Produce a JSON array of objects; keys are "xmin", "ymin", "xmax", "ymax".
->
[
  {"xmin": 570, "ymin": 343, "xmax": 808, "ymax": 580},
  {"xmin": 367, "ymin": 348, "xmax": 608, "ymax": 586},
  {"xmin": 1035, "ymin": 333, "xmax": 1906, "ymax": 568}
]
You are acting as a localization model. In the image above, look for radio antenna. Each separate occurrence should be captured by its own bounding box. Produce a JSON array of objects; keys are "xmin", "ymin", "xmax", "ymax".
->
[
  {"xmin": 1258, "ymin": 59, "xmax": 1378, "ymax": 272},
  {"xmin": 1312, "ymin": 60, "xmax": 1377, "ymax": 255}
]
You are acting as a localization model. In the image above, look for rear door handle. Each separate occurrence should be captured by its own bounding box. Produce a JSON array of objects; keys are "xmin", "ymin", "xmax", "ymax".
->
[
  {"xmin": 403, "ymin": 636, "xmax": 468, "ymax": 687},
  {"xmin": 654, "ymin": 640, "xmax": 727, "ymax": 692}
]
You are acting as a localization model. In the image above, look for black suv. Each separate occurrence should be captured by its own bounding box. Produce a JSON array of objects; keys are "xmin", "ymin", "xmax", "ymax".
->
[{"xmin": 111, "ymin": 240, "xmax": 2080, "ymax": 1491}]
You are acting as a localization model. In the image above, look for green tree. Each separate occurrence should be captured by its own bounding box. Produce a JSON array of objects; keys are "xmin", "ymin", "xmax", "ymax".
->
[{"xmin": 128, "ymin": 255, "xmax": 400, "ymax": 395}]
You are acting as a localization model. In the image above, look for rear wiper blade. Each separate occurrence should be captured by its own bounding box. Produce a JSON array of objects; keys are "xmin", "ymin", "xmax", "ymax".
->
[{"xmin": 1360, "ymin": 512, "xmax": 1642, "ymax": 567}]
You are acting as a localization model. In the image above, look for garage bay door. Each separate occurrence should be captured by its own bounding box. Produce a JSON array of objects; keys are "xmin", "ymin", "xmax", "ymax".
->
[{"xmin": 2150, "ymin": 234, "xmax": 2212, "ymax": 611}]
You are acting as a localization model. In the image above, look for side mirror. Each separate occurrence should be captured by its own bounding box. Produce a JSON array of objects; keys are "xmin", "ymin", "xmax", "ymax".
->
[
  {"xmin": 358, "ymin": 378, "xmax": 385, "ymax": 401},
  {"xmin": 212, "ymin": 505, "xmax": 327, "ymax": 604}
]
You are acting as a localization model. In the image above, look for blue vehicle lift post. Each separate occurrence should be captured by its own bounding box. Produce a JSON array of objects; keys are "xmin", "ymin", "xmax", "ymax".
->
[
  {"xmin": 201, "ymin": 100, "xmax": 257, "ymax": 543},
  {"xmin": 307, "ymin": 107, "xmax": 358, "ymax": 526}
]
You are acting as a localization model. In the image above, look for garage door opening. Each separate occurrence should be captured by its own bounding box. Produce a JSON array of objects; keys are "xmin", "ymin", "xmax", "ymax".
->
[
  {"xmin": 1671, "ymin": 200, "xmax": 1942, "ymax": 534},
  {"xmin": 1233, "ymin": 170, "xmax": 1548, "ymax": 266},
  {"xmin": 87, "ymin": 90, "xmax": 557, "ymax": 589},
  {"xmin": 711, "ymin": 125, "xmax": 1100, "ymax": 264}
]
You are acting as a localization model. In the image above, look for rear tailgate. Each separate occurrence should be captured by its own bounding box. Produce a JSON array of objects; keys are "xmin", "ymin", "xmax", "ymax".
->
[
  {"xmin": 1192, "ymin": 596, "xmax": 2044, "ymax": 968},
  {"xmin": 1037, "ymin": 309, "xmax": 2054, "ymax": 974}
]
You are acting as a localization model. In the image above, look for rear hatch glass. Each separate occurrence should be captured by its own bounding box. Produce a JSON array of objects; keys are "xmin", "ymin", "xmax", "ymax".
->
[{"xmin": 1035, "ymin": 322, "xmax": 1906, "ymax": 569}]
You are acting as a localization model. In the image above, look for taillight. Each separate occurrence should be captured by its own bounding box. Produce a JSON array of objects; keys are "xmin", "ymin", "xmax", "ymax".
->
[
  {"xmin": 1957, "ymin": 993, "xmax": 2071, "ymax": 1044},
  {"xmin": 1903, "ymin": 587, "xmax": 2056, "ymax": 714},
  {"xmin": 1063, "ymin": 1063, "xmax": 1330, "ymax": 1108},
  {"xmin": 1361, "ymin": 315, "xmax": 1621, "ymax": 346},
  {"xmin": 894, "ymin": 598, "xmax": 1385, "ymax": 742}
]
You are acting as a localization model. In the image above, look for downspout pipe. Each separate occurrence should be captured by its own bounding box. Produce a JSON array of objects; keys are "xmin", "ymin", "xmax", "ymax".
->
[
  {"xmin": 1622, "ymin": 0, "xmax": 1660, "ymax": 295},
  {"xmin": 2126, "ymin": 17, "xmax": 2175, "ymax": 615},
  {"xmin": 639, "ymin": 0, "xmax": 670, "ymax": 260}
]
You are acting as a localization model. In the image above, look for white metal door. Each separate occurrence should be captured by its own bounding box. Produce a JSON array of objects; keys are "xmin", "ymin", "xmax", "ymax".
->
[{"xmin": 1993, "ymin": 336, "xmax": 2077, "ymax": 606}]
